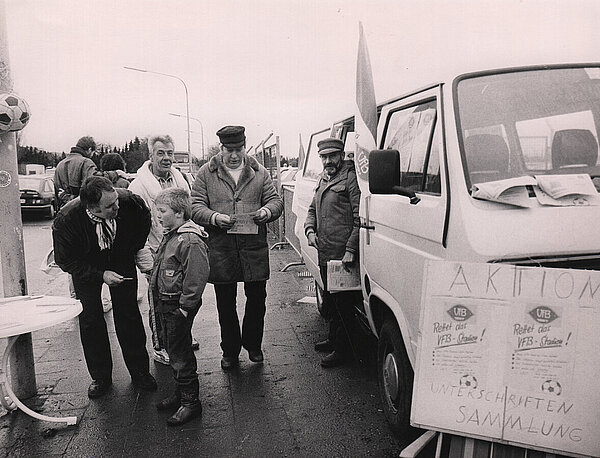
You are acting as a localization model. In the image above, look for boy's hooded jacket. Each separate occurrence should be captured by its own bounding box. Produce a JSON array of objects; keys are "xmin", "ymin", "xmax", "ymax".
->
[{"xmin": 150, "ymin": 220, "xmax": 209, "ymax": 313}]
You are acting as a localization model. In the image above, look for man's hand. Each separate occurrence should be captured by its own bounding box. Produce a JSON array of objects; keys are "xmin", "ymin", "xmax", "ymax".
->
[
  {"xmin": 253, "ymin": 208, "xmax": 269, "ymax": 224},
  {"xmin": 307, "ymin": 232, "xmax": 319, "ymax": 249},
  {"xmin": 341, "ymin": 251, "xmax": 355, "ymax": 270},
  {"xmin": 103, "ymin": 270, "xmax": 128, "ymax": 286},
  {"xmin": 215, "ymin": 213, "xmax": 235, "ymax": 229}
]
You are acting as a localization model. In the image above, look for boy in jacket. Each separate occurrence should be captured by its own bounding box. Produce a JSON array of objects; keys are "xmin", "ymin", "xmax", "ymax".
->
[{"xmin": 150, "ymin": 187, "xmax": 209, "ymax": 426}]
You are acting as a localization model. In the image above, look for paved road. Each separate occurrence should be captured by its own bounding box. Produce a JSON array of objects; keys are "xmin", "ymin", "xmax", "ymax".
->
[{"xmin": 0, "ymin": 215, "xmax": 413, "ymax": 457}]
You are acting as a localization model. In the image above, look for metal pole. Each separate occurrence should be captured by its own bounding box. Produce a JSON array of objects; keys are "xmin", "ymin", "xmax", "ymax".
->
[
  {"xmin": 0, "ymin": 0, "xmax": 36, "ymax": 398},
  {"xmin": 275, "ymin": 135, "xmax": 284, "ymax": 243},
  {"xmin": 124, "ymin": 67, "xmax": 191, "ymax": 155},
  {"xmin": 169, "ymin": 113, "xmax": 204, "ymax": 161}
]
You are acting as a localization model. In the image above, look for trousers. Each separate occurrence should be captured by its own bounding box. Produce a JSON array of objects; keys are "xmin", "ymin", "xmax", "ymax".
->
[
  {"xmin": 160, "ymin": 307, "xmax": 199, "ymax": 400},
  {"xmin": 319, "ymin": 265, "xmax": 359, "ymax": 355},
  {"xmin": 73, "ymin": 273, "xmax": 149, "ymax": 381},
  {"xmin": 214, "ymin": 281, "xmax": 267, "ymax": 357}
]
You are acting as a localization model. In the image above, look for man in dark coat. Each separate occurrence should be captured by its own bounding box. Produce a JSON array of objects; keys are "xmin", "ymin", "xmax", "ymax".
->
[
  {"xmin": 54, "ymin": 136, "xmax": 99, "ymax": 208},
  {"xmin": 52, "ymin": 176, "xmax": 157, "ymax": 398},
  {"xmin": 304, "ymin": 137, "xmax": 361, "ymax": 368},
  {"xmin": 191, "ymin": 125, "xmax": 283, "ymax": 370}
]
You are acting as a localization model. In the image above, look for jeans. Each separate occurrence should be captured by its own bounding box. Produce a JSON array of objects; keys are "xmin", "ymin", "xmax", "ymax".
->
[
  {"xmin": 160, "ymin": 307, "xmax": 199, "ymax": 398},
  {"xmin": 214, "ymin": 281, "xmax": 267, "ymax": 357}
]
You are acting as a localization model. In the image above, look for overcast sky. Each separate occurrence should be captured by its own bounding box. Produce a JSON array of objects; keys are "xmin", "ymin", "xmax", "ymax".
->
[{"xmin": 4, "ymin": 0, "xmax": 600, "ymax": 158}]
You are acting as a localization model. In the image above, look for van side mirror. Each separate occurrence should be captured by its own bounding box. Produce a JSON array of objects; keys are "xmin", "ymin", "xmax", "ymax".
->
[{"xmin": 368, "ymin": 149, "xmax": 421, "ymax": 204}]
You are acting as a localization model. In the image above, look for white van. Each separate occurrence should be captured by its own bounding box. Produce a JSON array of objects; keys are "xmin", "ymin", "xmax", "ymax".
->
[{"xmin": 293, "ymin": 63, "xmax": 600, "ymax": 436}]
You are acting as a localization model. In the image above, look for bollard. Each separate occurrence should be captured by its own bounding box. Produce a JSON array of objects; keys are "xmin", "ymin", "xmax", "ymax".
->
[{"xmin": 0, "ymin": 0, "xmax": 37, "ymax": 399}]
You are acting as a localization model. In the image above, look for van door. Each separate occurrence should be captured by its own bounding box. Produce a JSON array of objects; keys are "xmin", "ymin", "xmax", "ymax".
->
[{"xmin": 362, "ymin": 87, "xmax": 448, "ymax": 358}]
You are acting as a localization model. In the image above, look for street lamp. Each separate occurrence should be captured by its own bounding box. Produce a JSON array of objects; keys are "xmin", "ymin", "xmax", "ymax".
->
[
  {"xmin": 124, "ymin": 66, "xmax": 191, "ymax": 155},
  {"xmin": 170, "ymin": 112, "xmax": 204, "ymax": 161}
]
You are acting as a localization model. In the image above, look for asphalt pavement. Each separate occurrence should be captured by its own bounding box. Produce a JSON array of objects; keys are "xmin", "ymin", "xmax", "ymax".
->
[{"xmin": 0, "ymin": 240, "xmax": 409, "ymax": 457}]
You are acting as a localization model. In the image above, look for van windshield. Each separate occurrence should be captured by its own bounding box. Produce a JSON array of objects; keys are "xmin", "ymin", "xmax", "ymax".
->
[{"xmin": 456, "ymin": 66, "xmax": 600, "ymax": 189}]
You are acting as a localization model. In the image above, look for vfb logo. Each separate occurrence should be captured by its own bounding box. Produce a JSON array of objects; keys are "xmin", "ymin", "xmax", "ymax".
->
[
  {"xmin": 447, "ymin": 305, "xmax": 473, "ymax": 322},
  {"xmin": 529, "ymin": 306, "xmax": 558, "ymax": 324}
]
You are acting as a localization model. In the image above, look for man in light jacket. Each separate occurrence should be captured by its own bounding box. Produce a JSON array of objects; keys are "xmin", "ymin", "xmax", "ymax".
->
[
  {"xmin": 191, "ymin": 125, "xmax": 283, "ymax": 370},
  {"xmin": 129, "ymin": 134, "xmax": 197, "ymax": 365}
]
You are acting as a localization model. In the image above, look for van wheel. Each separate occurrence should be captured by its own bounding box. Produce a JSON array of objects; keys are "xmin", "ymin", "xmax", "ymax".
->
[
  {"xmin": 315, "ymin": 280, "xmax": 327, "ymax": 317},
  {"xmin": 377, "ymin": 318, "xmax": 414, "ymax": 436}
]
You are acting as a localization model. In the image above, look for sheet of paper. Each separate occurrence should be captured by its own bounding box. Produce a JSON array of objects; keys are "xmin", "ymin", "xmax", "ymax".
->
[
  {"xmin": 471, "ymin": 176, "xmax": 537, "ymax": 207},
  {"xmin": 534, "ymin": 185, "xmax": 600, "ymax": 206},
  {"xmin": 326, "ymin": 260, "xmax": 361, "ymax": 291},
  {"xmin": 227, "ymin": 213, "xmax": 259, "ymax": 234},
  {"xmin": 535, "ymin": 174, "xmax": 598, "ymax": 199}
]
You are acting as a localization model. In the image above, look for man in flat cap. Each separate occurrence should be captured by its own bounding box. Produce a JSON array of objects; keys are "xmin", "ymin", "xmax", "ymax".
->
[
  {"xmin": 304, "ymin": 137, "xmax": 361, "ymax": 368},
  {"xmin": 191, "ymin": 126, "xmax": 283, "ymax": 370}
]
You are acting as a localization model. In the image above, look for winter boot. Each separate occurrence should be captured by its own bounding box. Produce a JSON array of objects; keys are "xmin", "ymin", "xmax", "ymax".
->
[
  {"xmin": 156, "ymin": 389, "xmax": 180, "ymax": 411},
  {"xmin": 166, "ymin": 386, "xmax": 202, "ymax": 426}
]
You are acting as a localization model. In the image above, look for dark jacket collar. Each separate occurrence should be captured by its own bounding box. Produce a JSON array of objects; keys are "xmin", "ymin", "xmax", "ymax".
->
[
  {"xmin": 69, "ymin": 146, "xmax": 86, "ymax": 156},
  {"xmin": 319, "ymin": 160, "xmax": 355, "ymax": 186}
]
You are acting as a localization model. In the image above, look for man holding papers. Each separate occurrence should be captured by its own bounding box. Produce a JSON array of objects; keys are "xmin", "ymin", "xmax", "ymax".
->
[
  {"xmin": 304, "ymin": 138, "xmax": 361, "ymax": 368},
  {"xmin": 191, "ymin": 126, "xmax": 283, "ymax": 370}
]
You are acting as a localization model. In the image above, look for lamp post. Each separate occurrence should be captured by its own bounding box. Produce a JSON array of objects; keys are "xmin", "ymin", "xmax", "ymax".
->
[
  {"xmin": 124, "ymin": 66, "xmax": 191, "ymax": 155},
  {"xmin": 169, "ymin": 112, "xmax": 205, "ymax": 161}
]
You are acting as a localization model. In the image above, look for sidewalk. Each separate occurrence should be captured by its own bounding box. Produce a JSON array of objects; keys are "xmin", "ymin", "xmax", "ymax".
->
[{"xmin": 0, "ymin": 243, "xmax": 405, "ymax": 457}]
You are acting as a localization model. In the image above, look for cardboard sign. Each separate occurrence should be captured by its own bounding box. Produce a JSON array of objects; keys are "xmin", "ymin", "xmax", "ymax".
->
[{"xmin": 412, "ymin": 261, "xmax": 600, "ymax": 457}]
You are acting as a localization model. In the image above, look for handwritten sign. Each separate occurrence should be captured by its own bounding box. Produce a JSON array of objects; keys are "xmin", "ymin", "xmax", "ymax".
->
[
  {"xmin": 411, "ymin": 261, "xmax": 600, "ymax": 457},
  {"xmin": 227, "ymin": 213, "xmax": 258, "ymax": 235}
]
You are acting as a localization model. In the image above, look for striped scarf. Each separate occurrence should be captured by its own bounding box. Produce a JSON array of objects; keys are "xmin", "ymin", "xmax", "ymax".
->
[{"xmin": 86, "ymin": 209, "xmax": 117, "ymax": 251}]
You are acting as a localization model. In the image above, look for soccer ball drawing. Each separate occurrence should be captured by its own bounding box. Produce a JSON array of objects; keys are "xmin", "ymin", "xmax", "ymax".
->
[
  {"xmin": 541, "ymin": 379, "xmax": 562, "ymax": 396},
  {"xmin": 459, "ymin": 374, "xmax": 478, "ymax": 389},
  {"xmin": 0, "ymin": 93, "xmax": 30, "ymax": 132}
]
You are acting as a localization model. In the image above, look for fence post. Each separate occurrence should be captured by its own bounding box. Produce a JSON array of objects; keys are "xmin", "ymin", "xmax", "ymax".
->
[
  {"xmin": 275, "ymin": 136, "xmax": 285, "ymax": 243},
  {"xmin": 0, "ymin": 0, "xmax": 36, "ymax": 398}
]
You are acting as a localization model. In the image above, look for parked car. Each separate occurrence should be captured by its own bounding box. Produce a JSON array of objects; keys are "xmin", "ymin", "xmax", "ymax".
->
[{"xmin": 19, "ymin": 174, "xmax": 57, "ymax": 218}]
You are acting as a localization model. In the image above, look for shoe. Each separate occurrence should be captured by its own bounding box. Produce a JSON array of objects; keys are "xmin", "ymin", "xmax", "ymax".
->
[
  {"xmin": 166, "ymin": 403, "xmax": 202, "ymax": 426},
  {"xmin": 248, "ymin": 350, "xmax": 264, "ymax": 363},
  {"xmin": 314, "ymin": 339, "xmax": 334, "ymax": 353},
  {"xmin": 132, "ymin": 372, "xmax": 158, "ymax": 391},
  {"xmin": 320, "ymin": 350, "xmax": 345, "ymax": 368},
  {"xmin": 156, "ymin": 392, "xmax": 181, "ymax": 411},
  {"xmin": 220, "ymin": 356, "xmax": 238, "ymax": 371},
  {"xmin": 152, "ymin": 348, "xmax": 170, "ymax": 365},
  {"xmin": 88, "ymin": 379, "xmax": 112, "ymax": 398},
  {"xmin": 191, "ymin": 337, "xmax": 200, "ymax": 351}
]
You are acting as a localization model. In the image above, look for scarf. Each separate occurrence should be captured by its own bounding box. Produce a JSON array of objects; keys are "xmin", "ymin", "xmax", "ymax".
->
[{"xmin": 86, "ymin": 209, "xmax": 117, "ymax": 251}]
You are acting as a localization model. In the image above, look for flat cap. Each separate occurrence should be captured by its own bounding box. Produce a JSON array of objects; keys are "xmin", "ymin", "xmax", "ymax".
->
[
  {"xmin": 217, "ymin": 125, "xmax": 246, "ymax": 148},
  {"xmin": 317, "ymin": 137, "xmax": 344, "ymax": 155}
]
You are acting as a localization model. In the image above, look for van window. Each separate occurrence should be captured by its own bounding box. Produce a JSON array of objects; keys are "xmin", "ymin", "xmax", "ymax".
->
[
  {"xmin": 383, "ymin": 100, "xmax": 439, "ymax": 194},
  {"xmin": 303, "ymin": 129, "xmax": 331, "ymax": 181},
  {"xmin": 517, "ymin": 111, "xmax": 598, "ymax": 171},
  {"xmin": 424, "ymin": 126, "xmax": 441, "ymax": 194},
  {"xmin": 456, "ymin": 66, "xmax": 600, "ymax": 189}
]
